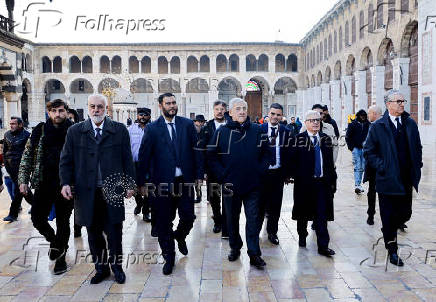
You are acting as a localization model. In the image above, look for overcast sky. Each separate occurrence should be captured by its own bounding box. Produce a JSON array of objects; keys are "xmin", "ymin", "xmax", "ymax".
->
[{"xmin": 1, "ymin": 0, "xmax": 339, "ymax": 44}]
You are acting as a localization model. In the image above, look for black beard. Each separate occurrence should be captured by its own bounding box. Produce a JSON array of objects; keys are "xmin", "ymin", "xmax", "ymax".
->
[{"xmin": 163, "ymin": 109, "xmax": 177, "ymax": 118}]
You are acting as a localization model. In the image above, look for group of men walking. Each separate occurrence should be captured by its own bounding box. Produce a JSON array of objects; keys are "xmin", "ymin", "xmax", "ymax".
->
[{"xmin": 0, "ymin": 87, "xmax": 422, "ymax": 283}]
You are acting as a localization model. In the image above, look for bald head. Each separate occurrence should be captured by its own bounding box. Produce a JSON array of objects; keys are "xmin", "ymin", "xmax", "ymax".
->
[{"xmin": 368, "ymin": 105, "xmax": 382, "ymax": 122}]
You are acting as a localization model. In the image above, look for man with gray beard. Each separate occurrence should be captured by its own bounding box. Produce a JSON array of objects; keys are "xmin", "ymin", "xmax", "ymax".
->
[{"xmin": 60, "ymin": 94, "xmax": 135, "ymax": 284}]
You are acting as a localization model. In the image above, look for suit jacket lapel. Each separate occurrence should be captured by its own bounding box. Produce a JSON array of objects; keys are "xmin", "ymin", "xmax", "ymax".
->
[
  {"xmin": 100, "ymin": 117, "xmax": 115, "ymax": 144},
  {"xmin": 157, "ymin": 116, "xmax": 173, "ymax": 149}
]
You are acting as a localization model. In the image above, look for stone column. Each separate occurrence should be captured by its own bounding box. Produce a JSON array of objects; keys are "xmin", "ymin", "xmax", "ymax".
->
[
  {"xmin": 180, "ymin": 55, "xmax": 187, "ymax": 75},
  {"xmin": 207, "ymin": 89, "xmax": 218, "ymax": 120},
  {"xmin": 3, "ymin": 92, "xmax": 20, "ymax": 127},
  {"xmin": 370, "ymin": 65, "xmax": 386, "ymax": 110},
  {"xmin": 355, "ymin": 70, "xmax": 367, "ymax": 111},
  {"xmin": 210, "ymin": 55, "xmax": 216, "ymax": 74},
  {"xmin": 268, "ymin": 56, "xmax": 275, "ymax": 73},
  {"xmin": 342, "ymin": 75, "xmax": 353, "ymax": 128},
  {"xmin": 240, "ymin": 54, "xmax": 246, "ymax": 73},
  {"xmin": 392, "ymin": 57, "xmax": 411, "ymax": 112},
  {"xmin": 321, "ymin": 83, "xmax": 330, "ymax": 106},
  {"xmin": 296, "ymin": 89, "xmax": 304, "ymax": 118},
  {"xmin": 330, "ymin": 80, "xmax": 341, "ymax": 127},
  {"xmin": 313, "ymin": 86, "xmax": 322, "ymax": 105}
]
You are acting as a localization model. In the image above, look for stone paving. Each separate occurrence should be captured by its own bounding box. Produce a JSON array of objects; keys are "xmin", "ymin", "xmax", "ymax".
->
[{"xmin": 0, "ymin": 143, "xmax": 435, "ymax": 302}]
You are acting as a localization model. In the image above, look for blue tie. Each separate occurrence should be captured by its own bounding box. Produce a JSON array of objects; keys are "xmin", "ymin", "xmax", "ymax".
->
[{"xmin": 313, "ymin": 136, "xmax": 322, "ymax": 177}]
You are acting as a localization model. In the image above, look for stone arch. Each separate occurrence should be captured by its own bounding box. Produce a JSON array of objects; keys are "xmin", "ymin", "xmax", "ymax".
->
[
  {"xmin": 246, "ymin": 54, "xmax": 257, "ymax": 72},
  {"xmin": 275, "ymin": 54, "xmax": 285, "ymax": 72},
  {"xmin": 186, "ymin": 77, "xmax": 209, "ymax": 93},
  {"xmin": 111, "ymin": 55, "xmax": 122, "ymax": 74},
  {"xmin": 25, "ymin": 54, "xmax": 32, "ymax": 72},
  {"xmin": 346, "ymin": 55, "xmax": 356, "ymax": 75},
  {"xmin": 377, "ymin": 38, "xmax": 395, "ymax": 65},
  {"xmin": 100, "ymin": 55, "xmax": 110, "ymax": 73},
  {"xmin": 334, "ymin": 60, "xmax": 342, "ymax": 80},
  {"xmin": 158, "ymin": 78, "xmax": 181, "ymax": 93},
  {"xmin": 44, "ymin": 79, "xmax": 66, "ymax": 102},
  {"xmin": 217, "ymin": 76, "xmax": 242, "ymax": 102},
  {"xmin": 216, "ymin": 54, "xmax": 227, "ymax": 73},
  {"xmin": 258, "ymin": 54, "xmax": 268, "ymax": 72},
  {"xmin": 98, "ymin": 78, "xmax": 120, "ymax": 93},
  {"xmin": 400, "ymin": 20, "xmax": 418, "ymax": 57},
  {"xmin": 170, "ymin": 56, "xmax": 180, "ymax": 74},
  {"xmin": 187, "ymin": 56, "xmax": 199, "ymax": 73},
  {"xmin": 70, "ymin": 78, "xmax": 94, "ymax": 94},
  {"xmin": 229, "ymin": 54, "xmax": 239, "ymax": 72},
  {"xmin": 158, "ymin": 56, "xmax": 168, "ymax": 74},
  {"xmin": 53, "ymin": 56, "xmax": 62, "ymax": 73},
  {"xmin": 360, "ymin": 47, "xmax": 374, "ymax": 69},
  {"xmin": 130, "ymin": 78, "xmax": 153, "ymax": 93},
  {"xmin": 274, "ymin": 76, "xmax": 297, "ymax": 94},
  {"xmin": 316, "ymin": 71, "xmax": 323, "ymax": 86},
  {"xmin": 129, "ymin": 56, "xmax": 139, "ymax": 73},
  {"xmin": 306, "ymin": 76, "xmax": 310, "ymax": 88},
  {"xmin": 42, "ymin": 56, "xmax": 52, "ymax": 73},
  {"xmin": 325, "ymin": 66, "xmax": 331, "ymax": 83},
  {"xmin": 69, "ymin": 56, "xmax": 81, "ymax": 73},
  {"xmin": 286, "ymin": 54, "xmax": 298, "ymax": 72},
  {"xmin": 141, "ymin": 56, "xmax": 151, "ymax": 73},
  {"xmin": 82, "ymin": 56, "xmax": 92, "ymax": 73},
  {"xmin": 311, "ymin": 75, "xmax": 316, "ymax": 87},
  {"xmin": 199, "ymin": 55, "xmax": 210, "ymax": 72}
]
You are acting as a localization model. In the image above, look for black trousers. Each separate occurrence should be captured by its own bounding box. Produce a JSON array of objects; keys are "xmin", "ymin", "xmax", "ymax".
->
[
  {"xmin": 31, "ymin": 184, "xmax": 73, "ymax": 251},
  {"xmin": 378, "ymin": 186, "xmax": 413, "ymax": 253},
  {"xmin": 87, "ymin": 189, "xmax": 123, "ymax": 271},
  {"xmin": 155, "ymin": 177, "xmax": 195, "ymax": 258},
  {"xmin": 206, "ymin": 179, "xmax": 228, "ymax": 234},
  {"xmin": 223, "ymin": 189, "xmax": 261, "ymax": 256},
  {"xmin": 367, "ymin": 175, "xmax": 377, "ymax": 217},
  {"xmin": 8, "ymin": 173, "xmax": 33, "ymax": 218},
  {"xmin": 259, "ymin": 169, "xmax": 284, "ymax": 235},
  {"xmin": 296, "ymin": 179, "xmax": 330, "ymax": 249},
  {"xmin": 134, "ymin": 162, "xmax": 150, "ymax": 215}
]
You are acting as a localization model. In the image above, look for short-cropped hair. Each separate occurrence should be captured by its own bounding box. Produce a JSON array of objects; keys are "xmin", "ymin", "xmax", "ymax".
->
[{"xmin": 46, "ymin": 99, "xmax": 69, "ymax": 111}]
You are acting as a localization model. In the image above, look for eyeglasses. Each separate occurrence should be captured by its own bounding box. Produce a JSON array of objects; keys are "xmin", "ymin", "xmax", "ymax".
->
[
  {"xmin": 138, "ymin": 113, "xmax": 150, "ymax": 116},
  {"xmin": 88, "ymin": 104, "xmax": 105, "ymax": 110},
  {"xmin": 306, "ymin": 118, "xmax": 321, "ymax": 124},
  {"xmin": 388, "ymin": 100, "xmax": 408, "ymax": 104}
]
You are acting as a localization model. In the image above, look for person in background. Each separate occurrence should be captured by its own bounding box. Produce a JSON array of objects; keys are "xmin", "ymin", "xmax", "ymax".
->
[
  {"xmin": 193, "ymin": 114, "xmax": 206, "ymax": 203},
  {"xmin": 287, "ymin": 116, "xmax": 299, "ymax": 137},
  {"xmin": 322, "ymin": 105, "xmax": 340, "ymax": 138},
  {"xmin": 363, "ymin": 105, "xmax": 383, "ymax": 225},
  {"xmin": 346, "ymin": 109, "xmax": 370, "ymax": 194}
]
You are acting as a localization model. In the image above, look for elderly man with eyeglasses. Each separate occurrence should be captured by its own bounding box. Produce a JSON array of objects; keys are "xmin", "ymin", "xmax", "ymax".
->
[
  {"xmin": 364, "ymin": 89, "xmax": 423, "ymax": 267},
  {"xmin": 288, "ymin": 110, "xmax": 337, "ymax": 257}
]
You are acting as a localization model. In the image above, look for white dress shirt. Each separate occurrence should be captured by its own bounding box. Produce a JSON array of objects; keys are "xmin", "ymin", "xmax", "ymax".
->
[
  {"xmin": 268, "ymin": 122, "xmax": 281, "ymax": 169},
  {"xmin": 91, "ymin": 118, "xmax": 105, "ymax": 137},
  {"xmin": 164, "ymin": 117, "xmax": 183, "ymax": 177},
  {"xmin": 389, "ymin": 114, "xmax": 402, "ymax": 128},
  {"xmin": 214, "ymin": 119, "xmax": 226, "ymax": 130},
  {"xmin": 307, "ymin": 130, "xmax": 323, "ymax": 177}
]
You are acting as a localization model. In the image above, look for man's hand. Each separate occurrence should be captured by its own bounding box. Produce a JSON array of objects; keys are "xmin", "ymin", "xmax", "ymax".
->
[
  {"xmin": 0, "ymin": 184, "xmax": 4, "ymax": 193},
  {"xmin": 61, "ymin": 185, "xmax": 73, "ymax": 200},
  {"xmin": 19, "ymin": 184, "xmax": 29, "ymax": 195},
  {"xmin": 126, "ymin": 189, "xmax": 135, "ymax": 199}
]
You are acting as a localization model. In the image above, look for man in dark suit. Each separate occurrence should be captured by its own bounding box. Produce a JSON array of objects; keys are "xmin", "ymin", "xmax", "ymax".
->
[
  {"xmin": 138, "ymin": 93, "xmax": 203, "ymax": 275},
  {"xmin": 289, "ymin": 110, "xmax": 337, "ymax": 257},
  {"xmin": 60, "ymin": 94, "xmax": 135, "ymax": 284},
  {"xmin": 259, "ymin": 103, "xmax": 291, "ymax": 245},
  {"xmin": 198, "ymin": 100, "xmax": 228, "ymax": 236},
  {"xmin": 364, "ymin": 89, "xmax": 422, "ymax": 266},
  {"xmin": 207, "ymin": 98, "xmax": 270, "ymax": 269}
]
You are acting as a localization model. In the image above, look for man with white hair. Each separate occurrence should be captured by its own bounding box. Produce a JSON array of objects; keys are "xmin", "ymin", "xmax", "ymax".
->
[
  {"xmin": 289, "ymin": 110, "xmax": 337, "ymax": 257},
  {"xmin": 363, "ymin": 105, "xmax": 382, "ymax": 225},
  {"xmin": 364, "ymin": 89, "xmax": 422, "ymax": 266},
  {"xmin": 60, "ymin": 94, "xmax": 135, "ymax": 284},
  {"xmin": 207, "ymin": 98, "xmax": 270, "ymax": 269}
]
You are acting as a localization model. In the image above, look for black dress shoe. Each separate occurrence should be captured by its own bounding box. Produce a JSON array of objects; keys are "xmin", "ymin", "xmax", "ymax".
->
[
  {"xmin": 90, "ymin": 268, "xmax": 110, "ymax": 284},
  {"xmin": 74, "ymin": 225, "xmax": 82, "ymax": 238},
  {"xmin": 111, "ymin": 266, "xmax": 126, "ymax": 284},
  {"xmin": 176, "ymin": 237, "xmax": 188, "ymax": 256},
  {"xmin": 3, "ymin": 215, "xmax": 17, "ymax": 222},
  {"xmin": 53, "ymin": 255, "xmax": 68, "ymax": 275},
  {"xmin": 213, "ymin": 223, "xmax": 222, "ymax": 234},
  {"xmin": 221, "ymin": 232, "xmax": 229, "ymax": 239},
  {"xmin": 318, "ymin": 248, "xmax": 335, "ymax": 257},
  {"xmin": 311, "ymin": 223, "xmax": 315, "ymax": 230},
  {"xmin": 249, "ymin": 255, "xmax": 266, "ymax": 269},
  {"xmin": 389, "ymin": 253, "xmax": 404, "ymax": 266},
  {"xmin": 298, "ymin": 237, "xmax": 306, "ymax": 247},
  {"xmin": 162, "ymin": 257, "xmax": 175, "ymax": 275},
  {"xmin": 134, "ymin": 206, "xmax": 141, "ymax": 215},
  {"xmin": 268, "ymin": 234, "xmax": 279, "ymax": 245},
  {"xmin": 151, "ymin": 227, "xmax": 158, "ymax": 237},
  {"xmin": 194, "ymin": 197, "xmax": 201, "ymax": 203},
  {"xmin": 398, "ymin": 224, "xmax": 407, "ymax": 232},
  {"xmin": 142, "ymin": 213, "xmax": 151, "ymax": 222},
  {"xmin": 367, "ymin": 216, "xmax": 374, "ymax": 225},
  {"xmin": 228, "ymin": 249, "xmax": 240, "ymax": 262}
]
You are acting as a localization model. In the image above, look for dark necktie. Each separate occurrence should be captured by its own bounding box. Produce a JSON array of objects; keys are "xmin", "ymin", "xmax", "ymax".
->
[
  {"xmin": 395, "ymin": 117, "xmax": 401, "ymax": 130},
  {"xmin": 313, "ymin": 136, "xmax": 322, "ymax": 177},
  {"xmin": 168, "ymin": 123, "xmax": 181, "ymax": 166},
  {"xmin": 270, "ymin": 127, "xmax": 277, "ymax": 166},
  {"xmin": 95, "ymin": 128, "xmax": 102, "ymax": 143}
]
